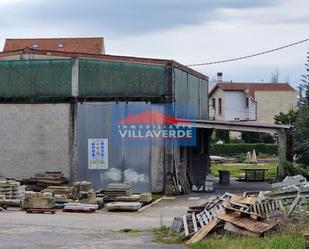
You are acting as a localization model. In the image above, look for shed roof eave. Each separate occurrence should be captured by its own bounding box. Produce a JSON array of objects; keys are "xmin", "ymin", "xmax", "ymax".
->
[{"xmin": 177, "ymin": 119, "xmax": 292, "ymax": 133}]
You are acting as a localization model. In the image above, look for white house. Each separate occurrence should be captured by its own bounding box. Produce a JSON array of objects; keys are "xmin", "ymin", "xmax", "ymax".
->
[{"xmin": 209, "ymin": 82, "xmax": 297, "ymax": 123}]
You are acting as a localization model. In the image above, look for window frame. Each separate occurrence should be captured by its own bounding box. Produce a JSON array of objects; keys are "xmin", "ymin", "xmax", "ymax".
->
[{"xmin": 218, "ymin": 98, "xmax": 222, "ymax": 115}]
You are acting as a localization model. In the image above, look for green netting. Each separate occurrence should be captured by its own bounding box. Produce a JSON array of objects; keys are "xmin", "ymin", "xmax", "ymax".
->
[
  {"xmin": 78, "ymin": 59, "xmax": 166, "ymax": 97},
  {"xmin": 0, "ymin": 59, "xmax": 72, "ymax": 97}
]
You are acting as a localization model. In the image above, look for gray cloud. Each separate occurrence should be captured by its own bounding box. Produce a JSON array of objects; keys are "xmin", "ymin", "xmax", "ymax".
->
[{"xmin": 0, "ymin": 0, "xmax": 279, "ymax": 36}]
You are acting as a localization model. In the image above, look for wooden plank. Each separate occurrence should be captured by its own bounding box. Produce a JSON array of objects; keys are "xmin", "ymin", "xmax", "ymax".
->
[
  {"xmin": 225, "ymin": 206, "xmax": 265, "ymax": 220},
  {"xmin": 186, "ymin": 218, "xmax": 221, "ymax": 245},
  {"xmin": 182, "ymin": 215, "xmax": 189, "ymax": 237},
  {"xmin": 257, "ymin": 203, "xmax": 261, "ymax": 214},
  {"xmin": 230, "ymin": 201, "xmax": 250, "ymax": 210},
  {"xmin": 253, "ymin": 205, "xmax": 257, "ymax": 214},
  {"xmin": 196, "ymin": 213, "xmax": 205, "ymax": 227},
  {"xmin": 202, "ymin": 213, "xmax": 208, "ymax": 224},
  {"xmin": 270, "ymin": 201, "xmax": 275, "ymax": 212},
  {"xmin": 205, "ymin": 210, "xmax": 213, "ymax": 222},
  {"xmin": 211, "ymin": 208, "xmax": 218, "ymax": 216},
  {"xmin": 224, "ymin": 222, "xmax": 259, "ymax": 237},
  {"xmin": 217, "ymin": 213, "xmax": 277, "ymax": 234},
  {"xmin": 192, "ymin": 213, "xmax": 198, "ymax": 232},
  {"xmin": 287, "ymin": 196, "xmax": 300, "ymax": 216},
  {"xmin": 278, "ymin": 200, "xmax": 286, "ymax": 215},
  {"xmin": 264, "ymin": 202, "xmax": 270, "ymax": 213}
]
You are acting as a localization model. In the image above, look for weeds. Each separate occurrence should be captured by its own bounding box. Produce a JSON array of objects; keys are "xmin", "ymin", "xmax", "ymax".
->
[
  {"xmin": 153, "ymin": 220, "xmax": 309, "ymax": 249},
  {"xmin": 120, "ymin": 228, "xmax": 141, "ymax": 236},
  {"xmin": 152, "ymin": 226, "xmax": 183, "ymax": 244}
]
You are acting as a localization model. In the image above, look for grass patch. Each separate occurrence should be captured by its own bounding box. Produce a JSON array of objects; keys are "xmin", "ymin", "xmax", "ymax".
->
[
  {"xmin": 153, "ymin": 222, "xmax": 309, "ymax": 249},
  {"xmin": 152, "ymin": 226, "xmax": 183, "ymax": 244},
  {"xmin": 189, "ymin": 233, "xmax": 303, "ymax": 249},
  {"xmin": 211, "ymin": 162, "xmax": 277, "ymax": 179},
  {"xmin": 189, "ymin": 222, "xmax": 309, "ymax": 249},
  {"xmin": 152, "ymin": 194, "xmax": 163, "ymax": 201},
  {"xmin": 120, "ymin": 228, "xmax": 141, "ymax": 236}
]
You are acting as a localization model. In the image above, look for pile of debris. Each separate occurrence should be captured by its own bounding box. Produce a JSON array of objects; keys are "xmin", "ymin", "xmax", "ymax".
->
[
  {"xmin": 72, "ymin": 181, "xmax": 98, "ymax": 204},
  {"xmin": 272, "ymin": 175, "xmax": 309, "ymax": 215},
  {"xmin": 21, "ymin": 181, "xmax": 101, "ymax": 213},
  {"xmin": 0, "ymin": 178, "xmax": 25, "ymax": 207},
  {"xmin": 43, "ymin": 186, "xmax": 73, "ymax": 204},
  {"xmin": 171, "ymin": 175, "xmax": 309, "ymax": 244},
  {"xmin": 171, "ymin": 191, "xmax": 286, "ymax": 245},
  {"xmin": 23, "ymin": 171, "xmax": 70, "ymax": 192}
]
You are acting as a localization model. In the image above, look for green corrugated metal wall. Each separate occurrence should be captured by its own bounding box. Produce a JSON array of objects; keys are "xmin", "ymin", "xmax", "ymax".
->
[
  {"xmin": 0, "ymin": 60, "xmax": 72, "ymax": 97},
  {"xmin": 174, "ymin": 68, "xmax": 208, "ymax": 119},
  {"xmin": 78, "ymin": 59, "xmax": 166, "ymax": 97}
]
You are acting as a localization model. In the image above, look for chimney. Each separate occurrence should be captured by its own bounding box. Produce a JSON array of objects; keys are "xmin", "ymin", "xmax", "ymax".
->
[{"xmin": 217, "ymin": 72, "xmax": 223, "ymax": 82}]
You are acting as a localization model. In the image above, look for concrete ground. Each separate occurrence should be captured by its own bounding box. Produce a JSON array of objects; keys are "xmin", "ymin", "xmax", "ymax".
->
[{"xmin": 0, "ymin": 180, "xmax": 271, "ymax": 249}]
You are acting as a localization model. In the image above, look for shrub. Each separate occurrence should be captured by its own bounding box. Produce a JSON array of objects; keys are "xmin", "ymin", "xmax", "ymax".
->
[
  {"xmin": 283, "ymin": 161, "xmax": 309, "ymax": 179},
  {"xmin": 210, "ymin": 143, "xmax": 278, "ymax": 157},
  {"xmin": 214, "ymin": 129, "xmax": 230, "ymax": 143},
  {"xmin": 229, "ymin": 138, "xmax": 245, "ymax": 144}
]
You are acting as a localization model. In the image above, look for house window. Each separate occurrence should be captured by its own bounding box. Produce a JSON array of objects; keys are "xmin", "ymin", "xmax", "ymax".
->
[
  {"xmin": 218, "ymin": 98, "xmax": 222, "ymax": 115},
  {"xmin": 212, "ymin": 98, "xmax": 216, "ymax": 109},
  {"xmin": 245, "ymin": 97, "xmax": 249, "ymax": 108}
]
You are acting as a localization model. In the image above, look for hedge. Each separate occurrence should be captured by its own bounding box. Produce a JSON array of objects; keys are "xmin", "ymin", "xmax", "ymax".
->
[{"xmin": 210, "ymin": 143, "xmax": 278, "ymax": 156}]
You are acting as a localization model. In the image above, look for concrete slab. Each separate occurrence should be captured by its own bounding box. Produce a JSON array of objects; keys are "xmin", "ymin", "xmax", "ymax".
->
[{"xmin": 0, "ymin": 180, "xmax": 271, "ymax": 248}]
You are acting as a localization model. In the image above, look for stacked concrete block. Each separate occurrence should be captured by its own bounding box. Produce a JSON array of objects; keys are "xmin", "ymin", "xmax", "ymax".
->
[
  {"xmin": 0, "ymin": 179, "xmax": 25, "ymax": 200},
  {"xmin": 22, "ymin": 191, "xmax": 55, "ymax": 209}
]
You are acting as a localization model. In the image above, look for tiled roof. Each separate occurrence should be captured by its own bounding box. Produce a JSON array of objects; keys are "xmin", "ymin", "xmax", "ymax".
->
[
  {"xmin": 209, "ymin": 82, "xmax": 296, "ymax": 98},
  {"xmin": 3, "ymin": 37, "xmax": 104, "ymax": 54}
]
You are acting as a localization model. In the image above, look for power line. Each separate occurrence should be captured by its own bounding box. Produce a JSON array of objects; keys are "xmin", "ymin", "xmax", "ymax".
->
[{"xmin": 187, "ymin": 38, "xmax": 309, "ymax": 67}]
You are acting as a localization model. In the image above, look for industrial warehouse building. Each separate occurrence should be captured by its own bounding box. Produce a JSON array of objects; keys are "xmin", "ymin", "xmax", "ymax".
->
[{"xmin": 0, "ymin": 45, "xmax": 210, "ymax": 194}]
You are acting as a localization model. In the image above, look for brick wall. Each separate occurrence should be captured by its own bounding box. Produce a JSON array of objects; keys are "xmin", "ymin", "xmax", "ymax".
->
[{"xmin": 0, "ymin": 104, "xmax": 72, "ymax": 179}]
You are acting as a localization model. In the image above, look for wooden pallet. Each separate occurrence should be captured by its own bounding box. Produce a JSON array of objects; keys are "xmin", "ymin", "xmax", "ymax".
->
[
  {"xmin": 26, "ymin": 208, "xmax": 56, "ymax": 214},
  {"xmin": 172, "ymin": 201, "xmax": 226, "ymax": 238},
  {"xmin": 225, "ymin": 206, "xmax": 265, "ymax": 220},
  {"xmin": 217, "ymin": 212, "xmax": 277, "ymax": 234},
  {"xmin": 250, "ymin": 199, "xmax": 286, "ymax": 216}
]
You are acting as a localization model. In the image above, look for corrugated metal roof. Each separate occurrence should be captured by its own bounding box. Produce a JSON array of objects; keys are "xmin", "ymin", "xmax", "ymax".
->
[
  {"xmin": 209, "ymin": 82, "xmax": 296, "ymax": 98},
  {"xmin": 3, "ymin": 37, "xmax": 104, "ymax": 54}
]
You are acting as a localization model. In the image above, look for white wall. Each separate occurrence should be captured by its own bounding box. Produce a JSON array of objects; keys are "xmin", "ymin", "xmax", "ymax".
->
[
  {"xmin": 209, "ymin": 88, "xmax": 225, "ymax": 120},
  {"xmin": 249, "ymin": 100, "xmax": 257, "ymax": 120},
  {"xmin": 224, "ymin": 91, "xmax": 256, "ymax": 121}
]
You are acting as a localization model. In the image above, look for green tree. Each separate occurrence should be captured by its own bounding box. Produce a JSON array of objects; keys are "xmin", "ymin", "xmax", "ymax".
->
[
  {"xmin": 294, "ymin": 108, "xmax": 309, "ymax": 167},
  {"xmin": 293, "ymin": 49, "xmax": 309, "ymax": 174},
  {"xmin": 274, "ymin": 108, "xmax": 298, "ymax": 125}
]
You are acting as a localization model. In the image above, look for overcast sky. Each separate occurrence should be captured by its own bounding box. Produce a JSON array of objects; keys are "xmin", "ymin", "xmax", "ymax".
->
[{"xmin": 0, "ymin": 0, "xmax": 308, "ymax": 89}]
